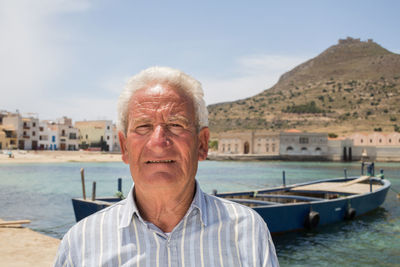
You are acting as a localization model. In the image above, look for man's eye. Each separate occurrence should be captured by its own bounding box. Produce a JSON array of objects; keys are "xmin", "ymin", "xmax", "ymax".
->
[
  {"xmin": 168, "ymin": 123, "xmax": 184, "ymax": 134},
  {"xmin": 135, "ymin": 125, "xmax": 152, "ymax": 134}
]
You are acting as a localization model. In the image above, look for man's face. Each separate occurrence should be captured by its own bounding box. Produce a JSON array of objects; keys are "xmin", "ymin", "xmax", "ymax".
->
[{"xmin": 119, "ymin": 84, "xmax": 209, "ymax": 191}]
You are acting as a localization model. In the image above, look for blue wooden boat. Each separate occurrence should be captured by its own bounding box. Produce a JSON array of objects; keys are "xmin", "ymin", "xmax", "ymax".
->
[{"xmin": 72, "ymin": 164, "xmax": 391, "ymax": 233}]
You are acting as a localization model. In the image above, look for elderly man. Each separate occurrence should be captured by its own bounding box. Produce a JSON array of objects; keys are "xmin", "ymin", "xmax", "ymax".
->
[{"xmin": 54, "ymin": 67, "xmax": 279, "ymax": 266}]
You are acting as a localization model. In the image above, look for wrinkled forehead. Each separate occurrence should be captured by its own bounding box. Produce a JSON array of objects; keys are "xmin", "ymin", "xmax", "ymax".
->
[{"xmin": 128, "ymin": 84, "xmax": 196, "ymax": 119}]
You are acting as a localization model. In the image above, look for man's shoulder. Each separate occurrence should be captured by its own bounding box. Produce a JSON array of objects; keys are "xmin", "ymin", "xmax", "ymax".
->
[
  {"xmin": 66, "ymin": 198, "xmax": 128, "ymax": 236},
  {"xmin": 202, "ymin": 191, "xmax": 265, "ymax": 224}
]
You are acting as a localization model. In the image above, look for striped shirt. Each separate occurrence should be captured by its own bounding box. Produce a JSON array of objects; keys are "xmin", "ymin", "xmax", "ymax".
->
[{"xmin": 54, "ymin": 181, "xmax": 279, "ymax": 267}]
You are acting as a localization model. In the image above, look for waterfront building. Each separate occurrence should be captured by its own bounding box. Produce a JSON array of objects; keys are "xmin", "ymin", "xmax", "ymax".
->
[
  {"xmin": 38, "ymin": 121, "xmax": 59, "ymax": 150},
  {"xmin": 56, "ymin": 117, "xmax": 79, "ymax": 150},
  {"xmin": 279, "ymin": 130, "xmax": 328, "ymax": 159},
  {"xmin": 75, "ymin": 120, "xmax": 117, "ymax": 151},
  {"xmin": 0, "ymin": 124, "xmax": 17, "ymax": 150},
  {"xmin": 2, "ymin": 112, "xmax": 39, "ymax": 150},
  {"xmin": 217, "ymin": 130, "xmax": 400, "ymax": 161},
  {"xmin": 217, "ymin": 131, "xmax": 280, "ymax": 155},
  {"xmin": 37, "ymin": 117, "xmax": 79, "ymax": 150}
]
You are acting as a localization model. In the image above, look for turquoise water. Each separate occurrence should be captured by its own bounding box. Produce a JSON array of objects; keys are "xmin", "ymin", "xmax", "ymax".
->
[{"xmin": 0, "ymin": 161, "xmax": 399, "ymax": 266}]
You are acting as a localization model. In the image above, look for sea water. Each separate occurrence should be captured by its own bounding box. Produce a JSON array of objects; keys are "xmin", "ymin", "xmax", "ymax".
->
[{"xmin": 0, "ymin": 161, "xmax": 399, "ymax": 266}]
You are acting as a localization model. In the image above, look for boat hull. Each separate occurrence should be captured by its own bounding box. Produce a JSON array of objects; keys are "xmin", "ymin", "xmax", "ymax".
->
[{"xmin": 253, "ymin": 180, "xmax": 390, "ymax": 233}]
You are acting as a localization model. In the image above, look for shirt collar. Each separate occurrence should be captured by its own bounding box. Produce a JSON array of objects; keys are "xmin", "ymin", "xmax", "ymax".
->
[
  {"xmin": 119, "ymin": 184, "xmax": 140, "ymax": 229},
  {"xmin": 119, "ymin": 179, "xmax": 209, "ymax": 229},
  {"xmin": 191, "ymin": 180, "xmax": 208, "ymax": 226}
]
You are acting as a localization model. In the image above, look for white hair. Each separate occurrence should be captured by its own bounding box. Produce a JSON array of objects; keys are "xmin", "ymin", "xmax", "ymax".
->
[{"xmin": 117, "ymin": 66, "xmax": 208, "ymax": 135}]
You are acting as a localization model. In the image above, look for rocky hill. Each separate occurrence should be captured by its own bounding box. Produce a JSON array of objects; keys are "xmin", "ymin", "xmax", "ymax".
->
[{"xmin": 208, "ymin": 37, "xmax": 400, "ymax": 136}]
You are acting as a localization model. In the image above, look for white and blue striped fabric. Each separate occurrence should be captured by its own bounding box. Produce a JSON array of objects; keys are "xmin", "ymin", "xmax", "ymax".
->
[{"xmin": 54, "ymin": 181, "xmax": 279, "ymax": 267}]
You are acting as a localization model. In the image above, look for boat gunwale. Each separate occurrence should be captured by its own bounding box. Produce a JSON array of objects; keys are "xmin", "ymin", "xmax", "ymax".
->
[{"xmin": 215, "ymin": 176, "xmax": 391, "ymax": 208}]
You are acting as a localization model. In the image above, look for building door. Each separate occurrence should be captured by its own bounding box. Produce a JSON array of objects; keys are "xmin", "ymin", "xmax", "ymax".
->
[
  {"xmin": 18, "ymin": 140, "xmax": 25, "ymax": 150},
  {"xmin": 244, "ymin": 142, "xmax": 250, "ymax": 154},
  {"xmin": 32, "ymin": 141, "xmax": 38, "ymax": 150},
  {"xmin": 60, "ymin": 143, "xmax": 66, "ymax": 150}
]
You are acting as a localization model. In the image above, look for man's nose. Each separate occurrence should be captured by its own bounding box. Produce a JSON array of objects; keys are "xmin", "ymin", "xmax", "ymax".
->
[{"xmin": 147, "ymin": 125, "xmax": 170, "ymax": 151}]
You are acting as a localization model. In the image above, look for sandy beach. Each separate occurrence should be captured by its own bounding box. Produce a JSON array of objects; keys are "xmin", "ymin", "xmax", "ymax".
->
[
  {"xmin": 0, "ymin": 150, "xmax": 122, "ymax": 164},
  {"xmin": 0, "ymin": 219, "xmax": 60, "ymax": 267}
]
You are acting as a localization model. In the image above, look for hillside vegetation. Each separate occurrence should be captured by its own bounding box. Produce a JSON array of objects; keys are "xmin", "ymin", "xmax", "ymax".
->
[{"xmin": 208, "ymin": 38, "xmax": 400, "ymax": 136}]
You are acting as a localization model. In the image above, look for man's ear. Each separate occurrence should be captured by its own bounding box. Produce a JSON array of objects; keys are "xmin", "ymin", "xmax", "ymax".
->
[
  {"xmin": 198, "ymin": 127, "xmax": 210, "ymax": 161},
  {"xmin": 118, "ymin": 131, "xmax": 129, "ymax": 164}
]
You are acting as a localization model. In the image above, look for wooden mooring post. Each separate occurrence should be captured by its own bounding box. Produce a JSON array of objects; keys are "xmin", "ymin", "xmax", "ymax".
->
[{"xmin": 80, "ymin": 168, "xmax": 86, "ymax": 200}]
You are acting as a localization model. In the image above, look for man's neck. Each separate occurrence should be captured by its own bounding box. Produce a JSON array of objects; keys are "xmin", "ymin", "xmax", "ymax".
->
[{"xmin": 133, "ymin": 180, "xmax": 196, "ymax": 233}]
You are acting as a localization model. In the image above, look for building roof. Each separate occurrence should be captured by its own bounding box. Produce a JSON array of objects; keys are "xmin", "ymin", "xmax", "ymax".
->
[{"xmin": 284, "ymin": 129, "xmax": 302, "ymax": 133}]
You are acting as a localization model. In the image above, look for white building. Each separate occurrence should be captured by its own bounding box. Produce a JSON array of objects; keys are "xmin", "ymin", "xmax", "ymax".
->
[{"xmin": 38, "ymin": 121, "xmax": 58, "ymax": 150}]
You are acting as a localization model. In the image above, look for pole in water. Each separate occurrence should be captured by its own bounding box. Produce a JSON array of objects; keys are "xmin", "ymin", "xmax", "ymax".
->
[
  {"xmin": 80, "ymin": 168, "xmax": 86, "ymax": 200},
  {"xmin": 361, "ymin": 162, "xmax": 364, "ymax": 175},
  {"xmin": 92, "ymin": 181, "xmax": 96, "ymax": 201},
  {"xmin": 369, "ymin": 178, "xmax": 372, "ymax": 192},
  {"xmin": 118, "ymin": 178, "xmax": 122, "ymax": 192},
  {"xmin": 282, "ymin": 171, "xmax": 286, "ymax": 187},
  {"xmin": 344, "ymin": 168, "xmax": 347, "ymax": 179}
]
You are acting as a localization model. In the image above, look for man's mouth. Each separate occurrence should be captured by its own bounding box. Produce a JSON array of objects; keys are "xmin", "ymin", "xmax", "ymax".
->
[{"xmin": 146, "ymin": 160, "xmax": 175, "ymax": 164}]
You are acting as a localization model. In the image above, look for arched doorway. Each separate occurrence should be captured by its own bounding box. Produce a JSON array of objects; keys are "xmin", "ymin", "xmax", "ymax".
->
[{"xmin": 244, "ymin": 142, "xmax": 250, "ymax": 154}]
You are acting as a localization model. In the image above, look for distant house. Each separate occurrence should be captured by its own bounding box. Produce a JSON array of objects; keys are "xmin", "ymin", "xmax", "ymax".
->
[
  {"xmin": 38, "ymin": 121, "xmax": 58, "ymax": 150},
  {"xmin": 279, "ymin": 130, "xmax": 328, "ymax": 159},
  {"xmin": 75, "ymin": 120, "xmax": 119, "ymax": 152},
  {"xmin": 2, "ymin": 112, "xmax": 40, "ymax": 150},
  {"xmin": 38, "ymin": 117, "xmax": 79, "ymax": 151},
  {"xmin": 218, "ymin": 131, "xmax": 280, "ymax": 155}
]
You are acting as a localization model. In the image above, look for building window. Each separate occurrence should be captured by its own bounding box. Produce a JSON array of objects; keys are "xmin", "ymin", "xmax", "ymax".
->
[
  {"xmin": 316, "ymin": 147, "xmax": 321, "ymax": 151},
  {"xmin": 52, "ymin": 136, "xmax": 56, "ymax": 142},
  {"xmin": 39, "ymin": 127, "xmax": 44, "ymax": 131},
  {"xmin": 361, "ymin": 139, "xmax": 363, "ymax": 143},
  {"xmin": 287, "ymin": 146, "xmax": 293, "ymax": 151},
  {"xmin": 32, "ymin": 131, "xmax": 35, "ymax": 136},
  {"xmin": 86, "ymin": 134, "xmax": 88, "ymax": 139},
  {"xmin": 299, "ymin": 137, "xmax": 309, "ymax": 144},
  {"xmin": 33, "ymin": 122, "xmax": 36, "ymax": 127},
  {"xmin": 61, "ymin": 130, "xmax": 66, "ymax": 136},
  {"xmin": 107, "ymin": 136, "xmax": 110, "ymax": 140},
  {"xmin": 379, "ymin": 139, "xmax": 382, "ymax": 143},
  {"xmin": 107, "ymin": 126, "xmax": 110, "ymax": 130},
  {"xmin": 370, "ymin": 139, "xmax": 372, "ymax": 143},
  {"xmin": 301, "ymin": 147, "xmax": 308, "ymax": 151},
  {"xmin": 389, "ymin": 139, "xmax": 392, "ymax": 143}
]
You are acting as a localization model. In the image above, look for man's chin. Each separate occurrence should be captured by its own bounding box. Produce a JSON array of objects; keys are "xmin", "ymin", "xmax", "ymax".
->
[{"xmin": 141, "ymin": 172, "xmax": 181, "ymax": 185}]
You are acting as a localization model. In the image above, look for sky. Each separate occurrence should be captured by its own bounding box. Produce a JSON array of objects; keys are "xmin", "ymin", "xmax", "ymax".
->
[{"xmin": 1, "ymin": 0, "xmax": 399, "ymax": 122}]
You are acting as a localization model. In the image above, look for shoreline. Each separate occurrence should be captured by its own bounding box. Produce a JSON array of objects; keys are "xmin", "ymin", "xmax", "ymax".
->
[
  {"xmin": 2, "ymin": 150, "xmax": 399, "ymax": 164},
  {"xmin": 0, "ymin": 150, "xmax": 122, "ymax": 164},
  {"xmin": 0, "ymin": 219, "xmax": 60, "ymax": 266}
]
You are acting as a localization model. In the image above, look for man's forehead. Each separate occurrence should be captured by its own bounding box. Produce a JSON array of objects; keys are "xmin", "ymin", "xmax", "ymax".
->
[
  {"xmin": 131, "ymin": 84, "xmax": 191, "ymax": 103},
  {"xmin": 127, "ymin": 84, "xmax": 195, "ymax": 119}
]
